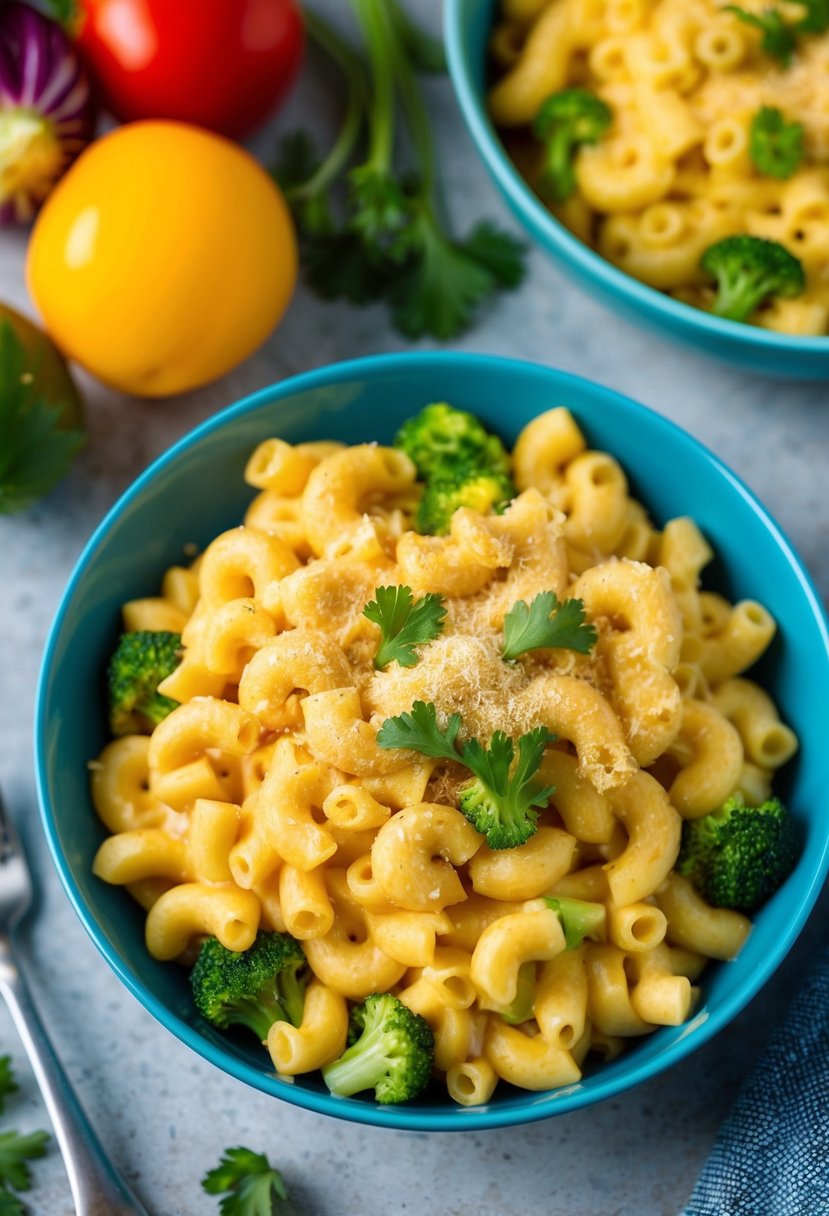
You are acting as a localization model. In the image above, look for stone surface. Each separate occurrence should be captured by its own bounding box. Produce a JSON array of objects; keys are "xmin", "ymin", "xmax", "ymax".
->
[{"xmin": 0, "ymin": 4, "xmax": 827, "ymax": 1213}]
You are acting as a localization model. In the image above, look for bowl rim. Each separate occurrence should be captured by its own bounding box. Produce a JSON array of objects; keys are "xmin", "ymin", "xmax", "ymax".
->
[
  {"xmin": 35, "ymin": 350, "xmax": 829, "ymax": 1130},
  {"xmin": 443, "ymin": 0, "xmax": 829, "ymax": 357}
]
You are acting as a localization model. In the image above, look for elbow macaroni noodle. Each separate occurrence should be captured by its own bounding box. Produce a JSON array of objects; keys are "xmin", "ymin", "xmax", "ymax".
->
[
  {"xmin": 91, "ymin": 407, "xmax": 796, "ymax": 1103},
  {"xmin": 489, "ymin": 0, "xmax": 829, "ymax": 334}
]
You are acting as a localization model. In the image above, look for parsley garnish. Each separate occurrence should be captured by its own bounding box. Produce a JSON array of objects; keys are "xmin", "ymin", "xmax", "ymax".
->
[
  {"xmin": 0, "ymin": 1059, "xmax": 16, "ymax": 1117},
  {"xmin": 749, "ymin": 107, "xmax": 804, "ymax": 178},
  {"xmin": 502, "ymin": 592, "xmax": 597, "ymax": 661},
  {"xmin": 724, "ymin": 6, "xmax": 797, "ymax": 64},
  {"xmin": 274, "ymin": 5, "xmax": 525, "ymax": 340},
  {"xmin": 363, "ymin": 586, "xmax": 446, "ymax": 669},
  {"xmin": 0, "ymin": 1130, "xmax": 49, "ymax": 1196},
  {"xmin": 0, "ymin": 320, "xmax": 85, "ymax": 515},
  {"xmin": 795, "ymin": 0, "xmax": 829, "ymax": 31},
  {"xmin": 377, "ymin": 701, "xmax": 555, "ymax": 849},
  {"xmin": 202, "ymin": 1147, "xmax": 287, "ymax": 1216}
]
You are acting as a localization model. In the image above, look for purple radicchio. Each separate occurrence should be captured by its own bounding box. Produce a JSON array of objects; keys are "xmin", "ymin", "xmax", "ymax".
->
[{"xmin": 1, "ymin": 2, "xmax": 95, "ymax": 224}]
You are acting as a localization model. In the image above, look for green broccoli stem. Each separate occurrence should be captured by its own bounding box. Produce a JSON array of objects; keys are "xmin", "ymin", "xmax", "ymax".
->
[
  {"xmin": 541, "ymin": 129, "xmax": 577, "ymax": 202},
  {"xmin": 278, "ymin": 969, "xmax": 307, "ymax": 1028},
  {"xmin": 227, "ymin": 996, "xmax": 284, "ymax": 1043},
  {"xmin": 286, "ymin": 9, "xmax": 367, "ymax": 210},
  {"xmin": 712, "ymin": 272, "xmax": 772, "ymax": 322},
  {"xmin": 322, "ymin": 1022, "xmax": 395, "ymax": 1097}
]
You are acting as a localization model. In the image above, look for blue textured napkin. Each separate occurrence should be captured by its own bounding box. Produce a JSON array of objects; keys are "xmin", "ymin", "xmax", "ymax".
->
[{"xmin": 684, "ymin": 946, "xmax": 829, "ymax": 1216}]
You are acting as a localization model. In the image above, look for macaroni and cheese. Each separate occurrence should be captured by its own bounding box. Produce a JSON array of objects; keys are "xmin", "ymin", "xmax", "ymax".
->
[
  {"xmin": 490, "ymin": 0, "xmax": 829, "ymax": 334},
  {"xmin": 90, "ymin": 406, "xmax": 797, "ymax": 1104}
]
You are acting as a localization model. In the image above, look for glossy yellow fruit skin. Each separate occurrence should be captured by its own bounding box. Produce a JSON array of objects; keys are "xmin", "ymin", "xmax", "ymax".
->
[{"xmin": 27, "ymin": 120, "xmax": 297, "ymax": 397}]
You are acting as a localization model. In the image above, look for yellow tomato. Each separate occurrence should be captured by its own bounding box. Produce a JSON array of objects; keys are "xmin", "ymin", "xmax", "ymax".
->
[{"xmin": 27, "ymin": 120, "xmax": 297, "ymax": 397}]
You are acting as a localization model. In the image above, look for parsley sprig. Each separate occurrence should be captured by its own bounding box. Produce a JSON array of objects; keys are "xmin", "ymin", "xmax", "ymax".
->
[
  {"xmin": 363, "ymin": 585, "xmax": 446, "ymax": 669},
  {"xmin": 749, "ymin": 106, "xmax": 804, "ymax": 178},
  {"xmin": 0, "ymin": 1131, "xmax": 49, "ymax": 1202},
  {"xmin": 0, "ymin": 1058, "xmax": 50, "ymax": 1214},
  {"xmin": 275, "ymin": 4, "xmax": 526, "ymax": 339},
  {"xmin": 502, "ymin": 592, "xmax": 597, "ymax": 661},
  {"xmin": 724, "ymin": 6, "xmax": 796, "ymax": 63},
  {"xmin": 202, "ymin": 1147, "xmax": 287, "ymax": 1216},
  {"xmin": 377, "ymin": 700, "xmax": 555, "ymax": 848},
  {"xmin": 725, "ymin": 1, "xmax": 829, "ymax": 65}
]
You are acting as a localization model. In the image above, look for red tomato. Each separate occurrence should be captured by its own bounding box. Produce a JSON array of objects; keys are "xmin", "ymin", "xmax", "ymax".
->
[{"xmin": 75, "ymin": 0, "xmax": 304, "ymax": 140}]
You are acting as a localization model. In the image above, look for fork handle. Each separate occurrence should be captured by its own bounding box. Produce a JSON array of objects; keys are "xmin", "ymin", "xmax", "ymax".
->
[{"xmin": 0, "ymin": 942, "xmax": 149, "ymax": 1216}]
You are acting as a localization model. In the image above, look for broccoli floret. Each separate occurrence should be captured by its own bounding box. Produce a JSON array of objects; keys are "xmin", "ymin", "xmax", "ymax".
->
[
  {"xmin": 394, "ymin": 402, "xmax": 510, "ymax": 482},
  {"xmin": 700, "ymin": 235, "xmax": 806, "ymax": 323},
  {"xmin": 191, "ymin": 932, "xmax": 308, "ymax": 1043},
  {"xmin": 321, "ymin": 993, "xmax": 434, "ymax": 1103},
  {"xmin": 107, "ymin": 630, "xmax": 182, "ymax": 736},
  {"xmin": 456, "ymin": 727, "xmax": 554, "ymax": 851},
  {"xmin": 415, "ymin": 468, "xmax": 516, "ymax": 535},
  {"xmin": 677, "ymin": 794, "xmax": 801, "ymax": 914},
  {"xmin": 533, "ymin": 88, "xmax": 613, "ymax": 203},
  {"xmin": 545, "ymin": 896, "xmax": 606, "ymax": 948}
]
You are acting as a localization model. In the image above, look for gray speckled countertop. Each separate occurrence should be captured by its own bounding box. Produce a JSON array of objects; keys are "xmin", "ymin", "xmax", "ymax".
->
[{"xmin": 1, "ymin": 4, "xmax": 828, "ymax": 1214}]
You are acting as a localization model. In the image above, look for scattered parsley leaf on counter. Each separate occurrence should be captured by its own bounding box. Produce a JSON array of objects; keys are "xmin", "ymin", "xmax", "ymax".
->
[
  {"xmin": 723, "ymin": 7, "xmax": 797, "ymax": 65},
  {"xmin": 0, "ymin": 1189, "xmax": 25, "ymax": 1216},
  {"xmin": 363, "ymin": 585, "xmax": 446, "ymax": 669},
  {"xmin": 377, "ymin": 701, "xmax": 556, "ymax": 849},
  {"xmin": 0, "ymin": 1130, "xmax": 49, "ymax": 1195},
  {"xmin": 202, "ymin": 1147, "xmax": 287, "ymax": 1216},
  {"xmin": 276, "ymin": 3, "xmax": 526, "ymax": 340},
  {"xmin": 0, "ymin": 1058, "xmax": 17, "ymax": 1116},
  {"xmin": 749, "ymin": 106, "xmax": 804, "ymax": 178},
  {"xmin": 502, "ymin": 592, "xmax": 598, "ymax": 661}
]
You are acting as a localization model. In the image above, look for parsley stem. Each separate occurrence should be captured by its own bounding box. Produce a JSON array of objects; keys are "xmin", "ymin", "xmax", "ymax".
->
[
  {"xmin": 350, "ymin": 0, "xmax": 397, "ymax": 176},
  {"xmin": 382, "ymin": 1, "xmax": 437, "ymax": 198},
  {"xmin": 289, "ymin": 9, "xmax": 367, "ymax": 202}
]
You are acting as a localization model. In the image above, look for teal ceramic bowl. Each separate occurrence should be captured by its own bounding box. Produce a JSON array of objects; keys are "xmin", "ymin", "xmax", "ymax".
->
[
  {"xmin": 36, "ymin": 353, "xmax": 829, "ymax": 1129},
  {"xmin": 445, "ymin": 0, "xmax": 829, "ymax": 379}
]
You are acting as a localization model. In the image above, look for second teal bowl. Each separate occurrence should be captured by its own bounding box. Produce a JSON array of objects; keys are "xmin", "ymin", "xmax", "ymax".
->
[
  {"xmin": 445, "ymin": 0, "xmax": 829, "ymax": 379},
  {"xmin": 35, "ymin": 353, "xmax": 829, "ymax": 1129}
]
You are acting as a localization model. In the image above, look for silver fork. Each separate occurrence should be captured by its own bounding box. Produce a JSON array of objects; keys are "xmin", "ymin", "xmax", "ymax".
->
[{"xmin": 0, "ymin": 790, "xmax": 150, "ymax": 1216}]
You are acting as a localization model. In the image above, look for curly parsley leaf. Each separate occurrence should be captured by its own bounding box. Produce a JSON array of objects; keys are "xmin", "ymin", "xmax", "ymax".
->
[
  {"xmin": 377, "ymin": 699, "xmax": 462, "ymax": 760},
  {"xmin": 724, "ymin": 6, "xmax": 797, "ymax": 65},
  {"xmin": 0, "ymin": 321, "xmax": 84, "ymax": 515},
  {"xmin": 0, "ymin": 1131, "xmax": 49, "ymax": 1194},
  {"xmin": 0, "ymin": 1059, "xmax": 17, "ymax": 1117},
  {"xmin": 502, "ymin": 592, "xmax": 598, "ymax": 661},
  {"xmin": 457, "ymin": 726, "xmax": 556, "ymax": 848},
  {"xmin": 795, "ymin": 0, "xmax": 829, "ymax": 31},
  {"xmin": 377, "ymin": 701, "xmax": 556, "ymax": 849},
  {"xmin": 460, "ymin": 222, "xmax": 528, "ymax": 289},
  {"xmin": 202, "ymin": 1147, "xmax": 287, "ymax": 1216},
  {"xmin": 363, "ymin": 585, "xmax": 447, "ymax": 669},
  {"xmin": 387, "ymin": 209, "xmax": 522, "ymax": 341},
  {"xmin": 749, "ymin": 106, "xmax": 804, "ymax": 178}
]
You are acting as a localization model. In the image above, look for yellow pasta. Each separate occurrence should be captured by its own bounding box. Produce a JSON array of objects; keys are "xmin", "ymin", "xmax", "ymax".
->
[{"xmin": 90, "ymin": 405, "xmax": 796, "ymax": 1106}]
